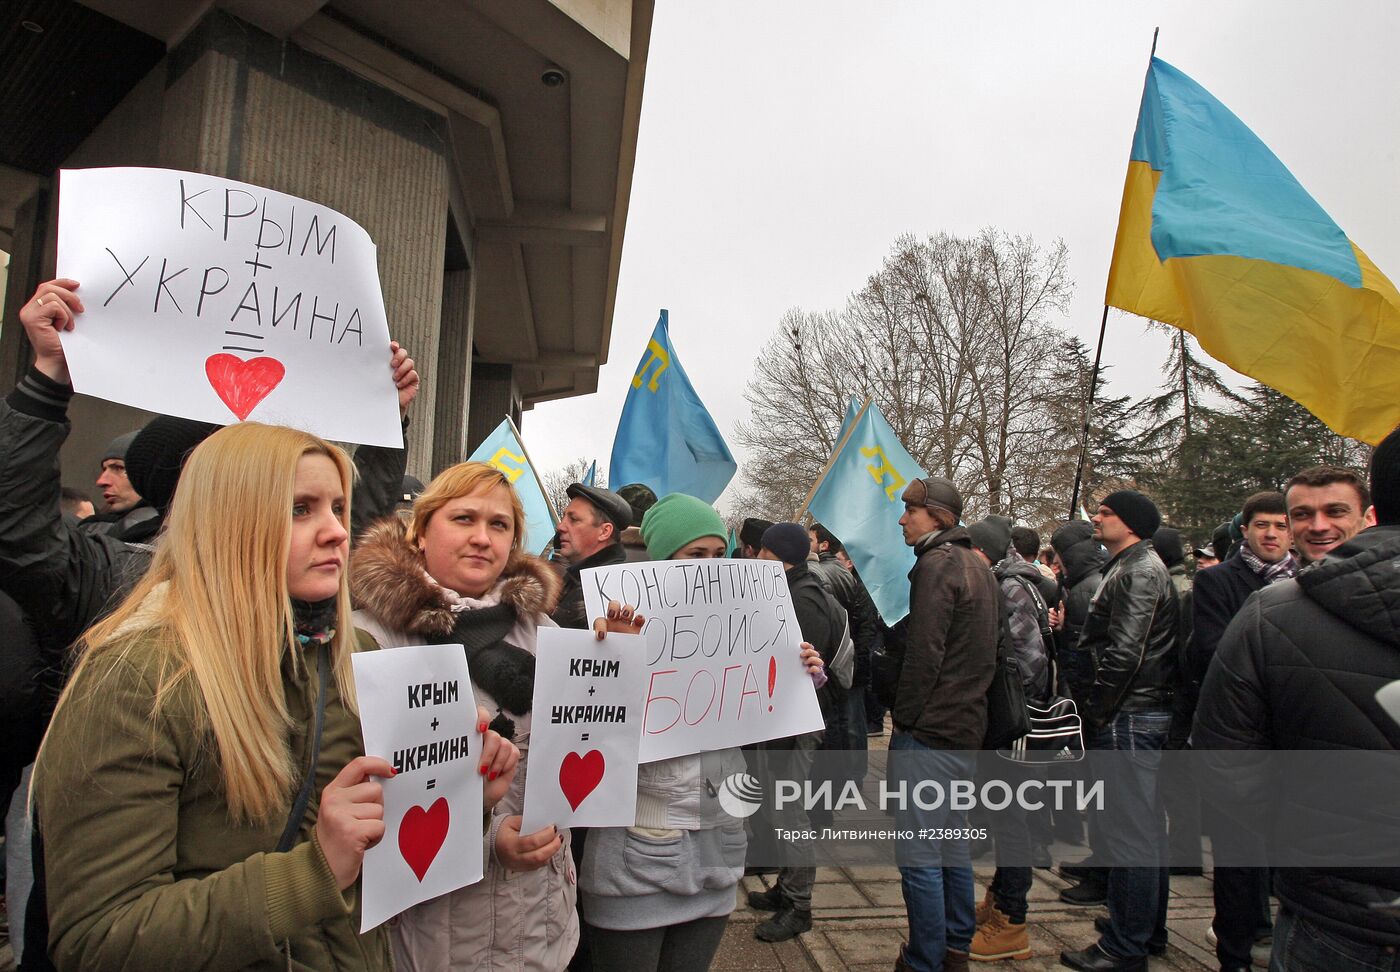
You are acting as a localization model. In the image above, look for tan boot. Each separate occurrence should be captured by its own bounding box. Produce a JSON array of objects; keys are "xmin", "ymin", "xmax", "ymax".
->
[
  {"xmin": 969, "ymin": 902, "xmax": 1032, "ymax": 962},
  {"xmin": 974, "ymin": 887, "xmax": 995, "ymax": 926}
]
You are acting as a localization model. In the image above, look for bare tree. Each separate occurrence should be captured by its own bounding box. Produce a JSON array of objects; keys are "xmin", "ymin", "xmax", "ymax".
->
[
  {"xmin": 735, "ymin": 230, "xmax": 1077, "ymax": 523},
  {"xmin": 541, "ymin": 458, "xmax": 605, "ymax": 519}
]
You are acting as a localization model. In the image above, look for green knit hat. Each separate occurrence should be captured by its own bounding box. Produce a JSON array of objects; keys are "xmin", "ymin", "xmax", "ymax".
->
[{"xmin": 641, "ymin": 493, "xmax": 726, "ymax": 559}]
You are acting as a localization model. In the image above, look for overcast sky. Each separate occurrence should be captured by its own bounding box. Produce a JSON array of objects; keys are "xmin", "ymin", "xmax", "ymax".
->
[{"xmin": 525, "ymin": 0, "xmax": 1400, "ymax": 510}]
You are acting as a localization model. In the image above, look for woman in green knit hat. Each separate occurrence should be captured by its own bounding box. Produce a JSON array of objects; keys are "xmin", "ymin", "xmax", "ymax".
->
[{"xmin": 578, "ymin": 493, "xmax": 825, "ymax": 971}]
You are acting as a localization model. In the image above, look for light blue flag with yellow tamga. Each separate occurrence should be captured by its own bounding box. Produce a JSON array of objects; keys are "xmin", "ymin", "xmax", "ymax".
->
[
  {"xmin": 467, "ymin": 418, "xmax": 558, "ymax": 555},
  {"xmin": 610, "ymin": 310, "xmax": 736, "ymax": 503},
  {"xmin": 807, "ymin": 401, "xmax": 927, "ymax": 624}
]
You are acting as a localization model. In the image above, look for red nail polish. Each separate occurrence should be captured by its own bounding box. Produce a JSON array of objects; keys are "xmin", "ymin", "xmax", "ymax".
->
[
  {"xmin": 478, "ymin": 721, "xmax": 488, "ymax": 733},
  {"xmin": 489, "ymin": 771, "xmax": 498, "ymax": 781},
  {"xmin": 480, "ymin": 764, "xmax": 488, "ymax": 775}
]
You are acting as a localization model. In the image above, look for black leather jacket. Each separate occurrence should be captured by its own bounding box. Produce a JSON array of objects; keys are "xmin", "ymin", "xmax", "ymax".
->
[{"xmin": 1077, "ymin": 539, "xmax": 1178, "ymax": 726}]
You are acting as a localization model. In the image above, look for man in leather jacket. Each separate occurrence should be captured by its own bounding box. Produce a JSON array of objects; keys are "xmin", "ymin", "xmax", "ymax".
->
[{"xmin": 1060, "ymin": 491, "xmax": 1178, "ymax": 972}]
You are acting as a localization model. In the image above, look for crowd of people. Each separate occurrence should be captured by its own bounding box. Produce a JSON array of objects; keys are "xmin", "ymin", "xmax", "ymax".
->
[{"xmin": 2, "ymin": 275, "xmax": 1399, "ymax": 972}]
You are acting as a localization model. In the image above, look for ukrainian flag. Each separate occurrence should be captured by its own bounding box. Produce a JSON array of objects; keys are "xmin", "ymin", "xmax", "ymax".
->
[{"xmin": 1107, "ymin": 57, "xmax": 1400, "ymax": 444}]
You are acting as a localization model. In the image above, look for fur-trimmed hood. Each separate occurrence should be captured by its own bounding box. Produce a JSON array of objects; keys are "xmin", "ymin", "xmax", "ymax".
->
[{"xmin": 350, "ymin": 518, "xmax": 561, "ymax": 637}]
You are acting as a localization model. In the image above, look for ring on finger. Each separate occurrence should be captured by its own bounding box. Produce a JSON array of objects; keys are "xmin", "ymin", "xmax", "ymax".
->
[{"xmin": 36, "ymin": 295, "xmax": 47, "ymax": 305}]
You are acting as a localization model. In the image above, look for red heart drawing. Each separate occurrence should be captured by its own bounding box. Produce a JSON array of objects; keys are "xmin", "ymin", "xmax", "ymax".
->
[
  {"xmin": 204, "ymin": 353, "xmax": 285, "ymax": 421},
  {"xmin": 559, "ymin": 750, "xmax": 606, "ymax": 811},
  {"xmin": 398, "ymin": 797, "xmax": 450, "ymax": 882}
]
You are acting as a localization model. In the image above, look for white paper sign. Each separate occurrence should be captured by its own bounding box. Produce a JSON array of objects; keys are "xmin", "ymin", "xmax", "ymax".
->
[
  {"xmin": 353, "ymin": 643, "xmax": 484, "ymax": 931},
  {"xmin": 521, "ymin": 627, "xmax": 647, "ymax": 833},
  {"xmin": 56, "ymin": 167, "xmax": 402, "ymax": 446},
  {"xmin": 582, "ymin": 559, "xmax": 824, "ymax": 763}
]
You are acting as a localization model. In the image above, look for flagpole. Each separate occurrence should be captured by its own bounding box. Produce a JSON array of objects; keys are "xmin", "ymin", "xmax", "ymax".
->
[
  {"xmin": 795, "ymin": 396, "xmax": 873, "ymax": 521},
  {"xmin": 504, "ymin": 413, "xmax": 559, "ymax": 528},
  {"xmin": 1068, "ymin": 27, "xmax": 1159, "ymax": 520},
  {"xmin": 1068, "ymin": 305, "xmax": 1110, "ymax": 519}
]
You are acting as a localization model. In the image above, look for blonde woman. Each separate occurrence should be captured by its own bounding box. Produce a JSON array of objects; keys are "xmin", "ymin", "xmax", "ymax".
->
[
  {"xmin": 31, "ymin": 424, "xmax": 517, "ymax": 972},
  {"xmin": 351, "ymin": 460, "xmax": 643, "ymax": 971}
]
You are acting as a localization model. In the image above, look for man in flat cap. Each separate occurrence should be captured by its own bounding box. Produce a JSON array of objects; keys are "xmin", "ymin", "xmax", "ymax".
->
[
  {"xmin": 551, "ymin": 483, "xmax": 632, "ymax": 629},
  {"xmin": 889, "ymin": 477, "xmax": 999, "ymax": 972}
]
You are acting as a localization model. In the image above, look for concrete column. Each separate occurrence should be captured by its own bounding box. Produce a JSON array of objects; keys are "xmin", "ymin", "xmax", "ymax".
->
[
  {"xmin": 466, "ymin": 362, "xmax": 519, "ymax": 457},
  {"xmin": 432, "ymin": 268, "xmax": 475, "ymax": 476}
]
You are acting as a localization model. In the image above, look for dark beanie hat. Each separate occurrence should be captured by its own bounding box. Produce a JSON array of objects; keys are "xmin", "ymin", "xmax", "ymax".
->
[
  {"xmin": 900, "ymin": 477, "xmax": 963, "ymax": 520},
  {"xmin": 102, "ymin": 430, "xmax": 140, "ymax": 463},
  {"xmin": 739, "ymin": 517, "xmax": 775, "ymax": 549},
  {"xmin": 125, "ymin": 416, "xmax": 219, "ymax": 515},
  {"xmin": 761, "ymin": 522, "xmax": 811, "ymax": 566},
  {"xmin": 967, "ymin": 517, "xmax": 1012, "ymax": 565},
  {"xmin": 617, "ymin": 482, "xmax": 658, "ymax": 525},
  {"xmin": 1371, "ymin": 424, "xmax": 1400, "ymax": 525},
  {"xmin": 1151, "ymin": 526, "xmax": 1185, "ymax": 567},
  {"xmin": 1099, "ymin": 490, "xmax": 1161, "ymax": 541},
  {"xmin": 1211, "ymin": 520, "xmax": 1234, "ymax": 558},
  {"xmin": 1051, "ymin": 519, "xmax": 1095, "ymax": 556}
]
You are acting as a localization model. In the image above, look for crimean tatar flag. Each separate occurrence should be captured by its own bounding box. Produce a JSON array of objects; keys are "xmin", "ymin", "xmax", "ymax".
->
[
  {"xmin": 807, "ymin": 401, "xmax": 927, "ymax": 624},
  {"xmin": 610, "ymin": 311, "xmax": 737, "ymax": 503},
  {"xmin": 467, "ymin": 418, "xmax": 557, "ymax": 556},
  {"xmin": 1107, "ymin": 57, "xmax": 1400, "ymax": 444}
]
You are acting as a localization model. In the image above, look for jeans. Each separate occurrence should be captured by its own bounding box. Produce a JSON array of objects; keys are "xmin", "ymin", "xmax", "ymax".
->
[
  {"xmin": 890, "ymin": 732, "xmax": 977, "ymax": 971},
  {"xmin": 1090, "ymin": 710, "xmax": 1171, "ymax": 960},
  {"xmin": 1271, "ymin": 907, "xmax": 1400, "ymax": 972}
]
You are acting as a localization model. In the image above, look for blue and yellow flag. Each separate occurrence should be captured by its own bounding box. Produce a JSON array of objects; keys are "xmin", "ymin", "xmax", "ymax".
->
[
  {"xmin": 1107, "ymin": 57, "xmax": 1400, "ymax": 444},
  {"xmin": 807, "ymin": 401, "xmax": 927, "ymax": 624},
  {"xmin": 610, "ymin": 311, "xmax": 737, "ymax": 503},
  {"xmin": 467, "ymin": 419, "xmax": 558, "ymax": 555},
  {"xmin": 583, "ymin": 460, "xmax": 598, "ymax": 488}
]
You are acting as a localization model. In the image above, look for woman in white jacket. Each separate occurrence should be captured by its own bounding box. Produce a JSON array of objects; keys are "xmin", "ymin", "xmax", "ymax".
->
[{"xmin": 577, "ymin": 494, "xmax": 825, "ymax": 972}]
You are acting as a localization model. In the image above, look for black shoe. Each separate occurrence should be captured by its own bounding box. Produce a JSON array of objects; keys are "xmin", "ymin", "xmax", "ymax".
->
[
  {"xmin": 746, "ymin": 885, "xmax": 785, "ymax": 911},
  {"xmin": 1058, "ymin": 861, "xmax": 1098, "ymax": 882},
  {"xmin": 1094, "ymin": 917, "xmax": 1166, "ymax": 956},
  {"xmin": 1032, "ymin": 845, "xmax": 1054, "ymax": 869},
  {"xmin": 1059, "ymin": 880, "xmax": 1108, "ymax": 906},
  {"xmin": 744, "ymin": 865, "xmax": 777, "ymax": 877},
  {"xmin": 1058, "ymin": 943, "xmax": 1146, "ymax": 972},
  {"xmin": 755, "ymin": 907, "xmax": 812, "ymax": 942},
  {"xmin": 1169, "ymin": 865, "xmax": 1203, "ymax": 876}
]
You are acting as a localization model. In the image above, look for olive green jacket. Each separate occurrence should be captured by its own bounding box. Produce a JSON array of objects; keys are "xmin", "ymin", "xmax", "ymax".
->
[{"xmin": 32, "ymin": 608, "xmax": 392, "ymax": 972}]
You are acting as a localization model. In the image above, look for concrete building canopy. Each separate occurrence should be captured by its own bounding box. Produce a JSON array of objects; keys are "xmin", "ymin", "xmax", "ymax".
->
[{"xmin": 0, "ymin": 0, "xmax": 652, "ymax": 481}]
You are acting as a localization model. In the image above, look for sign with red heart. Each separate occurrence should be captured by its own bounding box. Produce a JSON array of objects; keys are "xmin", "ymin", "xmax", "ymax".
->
[
  {"xmin": 56, "ymin": 167, "xmax": 402, "ymax": 446},
  {"xmin": 352, "ymin": 643, "xmax": 484, "ymax": 931},
  {"xmin": 521, "ymin": 628, "xmax": 646, "ymax": 834}
]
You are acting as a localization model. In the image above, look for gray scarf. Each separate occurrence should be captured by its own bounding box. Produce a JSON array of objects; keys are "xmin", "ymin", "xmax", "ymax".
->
[{"xmin": 1239, "ymin": 545, "xmax": 1298, "ymax": 584}]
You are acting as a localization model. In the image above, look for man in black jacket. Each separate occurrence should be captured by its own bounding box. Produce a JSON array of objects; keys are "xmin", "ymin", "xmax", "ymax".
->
[
  {"xmin": 746, "ymin": 522, "xmax": 844, "ymax": 943},
  {"xmin": 550, "ymin": 483, "xmax": 631, "ymax": 629},
  {"xmin": 1060, "ymin": 491, "xmax": 1178, "ymax": 972},
  {"xmin": 808, "ymin": 522, "xmax": 881, "ymax": 758},
  {"xmin": 1191, "ymin": 490, "xmax": 1295, "ymax": 972},
  {"xmin": 1194, "ymin": 428, "xmax": 1400, "ymax": 972}
]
